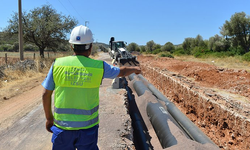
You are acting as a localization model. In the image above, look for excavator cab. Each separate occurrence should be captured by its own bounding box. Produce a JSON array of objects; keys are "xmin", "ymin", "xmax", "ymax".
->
[{"xmin": 109, "ymin": 37, "xmax": 139, "ymax": 66}]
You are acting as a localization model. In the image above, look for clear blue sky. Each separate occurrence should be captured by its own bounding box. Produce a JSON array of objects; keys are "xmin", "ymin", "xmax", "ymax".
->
[{"xmin": 0, "ymin": 0, "xmax": 250, "ymax": 45}]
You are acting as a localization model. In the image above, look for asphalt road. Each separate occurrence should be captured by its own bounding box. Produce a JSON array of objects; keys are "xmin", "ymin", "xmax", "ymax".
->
[{"xmin": 0, "ymin": 103, "xmax": 52, "ymax": 150}]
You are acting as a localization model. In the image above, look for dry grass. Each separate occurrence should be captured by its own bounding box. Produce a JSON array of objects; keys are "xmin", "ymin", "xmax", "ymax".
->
[
  {"xmin": 0, "ymin": 51, "xmax": 99, "ymax": 89},
  {"xmin": 0, "ymin": 70, "xmax": 43, "ymax": 88},
  {"xmin": 0, "ymin": 71, "xmax": 45, "ymax": 100},
  {"xmin": 175, "ymin": 55, "xmax": 250, "ymax": 72},
  {"xmin": 141, "ymin": 53, "xmax": 250, "ymax": 72},
  {"xmin": 0, "ymin": 65, "xmax": 48, "ymax": 89},
  {"xmin": 0, "ymin": 51, "xmax": 77, "ymax": 100}
]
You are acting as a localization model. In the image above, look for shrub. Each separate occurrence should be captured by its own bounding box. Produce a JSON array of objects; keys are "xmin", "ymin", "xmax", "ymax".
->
[
  {"xmin": 140, "ymin": 46, "xmax": 146, "ymax": 53},
  {"xmin": 243, "ymin": 52, "xmax": 250, "ymax": 61},
  {"xmin": 24, "ymin": 44, "xmax": 38, "ymax": 51},
  {"xmin": 0, "ymin": 45, "xmax": 3, "ymax": 51},
  {"xmin": 209, "ymin": 51, "xmax": 236, "ymax": 58},
  {"xmin": 0, "ymin": 44, "xmax": 13, "ymax": 51},
  {"xmin": 228, "ymin": 46, "xmax": 245, "ymax": 55},
  {"xmin": 152, "ymin": 48, "xmax": 161, "ymax": 54},
  {"xmin": 159, "ymin": 52, "xmax": 174, "ymax": 58},
  {"xmin": 173, "ymin": 49, "xmax": 186, "ymax": 56},
  {"xmin": 192, "ymin": 47, "xmax": 213, "ymax": 58},
  {"xmin": 13, "ymin": 42, "xmax": 19, "ymax": 51},
  {"xmin": 194, "ymin": 51, "xmax": 203, "ymax": 58}
]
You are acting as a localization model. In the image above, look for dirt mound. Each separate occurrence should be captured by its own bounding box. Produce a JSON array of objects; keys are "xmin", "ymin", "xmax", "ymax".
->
[{"xmin": 138, "ymin": 56, "xmax": 250, "ymax": 100}]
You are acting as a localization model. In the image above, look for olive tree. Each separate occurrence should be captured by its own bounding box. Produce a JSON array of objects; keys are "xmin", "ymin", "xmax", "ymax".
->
[
  {"xmin": 221, "ymin": 12, "xmax": 250, "ymax": 53},
  {"xmin": 140, "ymin": 45, "xmax": 146, "ymax": 53},
  {"xmin": 5, "ymin": 5, "xmax": 78, "ymax": 58},
  {"xmin": 146, "ymin": 40, "xmax": 156, "ymax": 53},
  {"xmin": 182, "ymin": 38, "xmax": 194, "ymax": 54},
  {"xmin": 208, "ymin": 34, "xmax": 227, "ymax": 52},
  {"xmin": 161, "ymin": 42, "xmax": 175, "ymax": 52},
  {"xmin": 127, "ymin": 42, "xmax": 140, "ymax": 52}
]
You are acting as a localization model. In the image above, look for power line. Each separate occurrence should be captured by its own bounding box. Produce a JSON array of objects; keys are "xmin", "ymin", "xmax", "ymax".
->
[
  {"xmin": 57, "ymin": 0, "xmax": 72, "ymax": 16},
  {"xmin": 46, "ymin": 0, "xmax": 79, "ymax": 23},
  {"xmin": 47, "ymin": 0, "xmax": 85, "ymax": 25},
  {"xmin": 67, "ymin": 0, "xmax": 85, "ymax": 23}
]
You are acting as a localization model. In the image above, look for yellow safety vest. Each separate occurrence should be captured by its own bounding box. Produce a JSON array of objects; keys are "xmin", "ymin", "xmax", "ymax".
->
[{"xmin": 53, "ymin": 55, "xmax": 104, "ymax": 130}]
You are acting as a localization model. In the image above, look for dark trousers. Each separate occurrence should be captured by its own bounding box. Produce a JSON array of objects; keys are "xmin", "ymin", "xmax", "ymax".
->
[{"xmin": 50, "ymin": 125, "xmax": 99, "ymax": 150}]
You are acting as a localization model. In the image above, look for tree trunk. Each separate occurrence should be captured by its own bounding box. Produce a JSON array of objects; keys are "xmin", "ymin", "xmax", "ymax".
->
[{"xmin": 40, "ymin": 48, "xmax": 44, "ymax": 58}]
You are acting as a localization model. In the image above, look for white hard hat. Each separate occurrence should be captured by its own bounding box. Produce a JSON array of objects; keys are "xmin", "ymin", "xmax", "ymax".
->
[{"xmin": 69, "ymin": 25, "xmax": 94, "ymax": 44}]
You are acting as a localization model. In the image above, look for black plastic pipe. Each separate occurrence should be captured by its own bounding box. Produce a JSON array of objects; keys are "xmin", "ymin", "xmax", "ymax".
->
[
  {"xmin": 132, "ymin": 113, "xmax": 150, "ymax": 150},
  {"xmin": 132, "ymin": 78, "xmax": 191, "ymax": 142},
  {"xmin": 123, "ymin": 78, "xmax": 152, "ymax": 150},
  {"xmin": 132, "ymin": 74, "xmax": 216, "ymax": 145},
  {"xmin": 133, "ymin": 80, "xmax": 150, "ymax": 96},
  {"xmin": 128, "ymin": 73, "xmax": 136, "ymax": 81},
  {"xmin": 147, "ymin": 102, "xmax": 178, "ymax": 148}
]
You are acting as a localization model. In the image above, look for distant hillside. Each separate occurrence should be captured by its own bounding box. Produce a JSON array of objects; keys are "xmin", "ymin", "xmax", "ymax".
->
[{"xmin": 94, "ymin": 42, "xmax": 109, "ymax": 48}]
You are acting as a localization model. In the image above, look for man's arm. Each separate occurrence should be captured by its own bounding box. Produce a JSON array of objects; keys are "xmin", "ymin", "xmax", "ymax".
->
[
  {"xmin": 117, "ymin": 66, "xmax": 141, "ymax": 77},
  {"xmin": 42, "ymin": 88, "xmax": 54, "ymax": 133}
]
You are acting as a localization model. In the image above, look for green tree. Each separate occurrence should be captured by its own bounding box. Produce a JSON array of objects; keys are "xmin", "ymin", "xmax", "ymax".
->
[
  {"xmin": 152, "ymin": 44, "xmax": 161, "ymax": 54},
  {"xmin": 0, "ymin": 32, "xmax": 18, "ymax": 45},
  {"xmin": 161, "ymin": 42, "xmax": 175, "ymax": 52},
  {"xmin": 221, "ymin": 12, "xmax": 250, "ymax": 53},
  {"xmin": 182, "ymin": 38, "xmax": 193, "ymax": 54},
  {"xmin": 13, "ymin": 42, "xmax": 19, "ymax": 51},
  {"xmin": 5, "ymin": 5, "xmax": 77, "ymax": 58},
  {"xmin": 0, "ymin": 32, "xmax": 4, "ymax": 45},
  {"xmin": 140, "ymin": 45, "xmax": 146, "ymax": 53},
  {"xmin": 127, "ymin": 42, "xmax": 139, "ymax": 52},
  {"xmin": 209, "ymin": 34, "xmax": 221, "ymax": 51},
  {"xmin": 193, "ymin": 34, "xmax": 207, "ymax": 48},
  {"xmin": 146, "ymin": 40, "xmax": 156, "ymax": 53}
]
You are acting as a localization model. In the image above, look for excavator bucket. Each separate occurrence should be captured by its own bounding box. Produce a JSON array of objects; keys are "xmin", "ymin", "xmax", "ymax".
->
[
  {"xmin": 118, "ymin": 57, "xmax": 140, "ymax": 66},
  {"xmin": 118, "ymin": 58, "xmax": 130, "ymax": 65},
  {"xmin": 132, "ymin": 57, "xmax": 140, "ymax": 65}
]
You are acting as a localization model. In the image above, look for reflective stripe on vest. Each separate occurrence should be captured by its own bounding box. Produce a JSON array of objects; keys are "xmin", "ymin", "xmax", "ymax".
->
[
  {"xmin": 53, "ymin": 56, "xmax": 104, "ymax": 130},
  {"xmin": 54, "ymin": 115, "xmax": 99, "ymax": 128},
  {"xmin": 54, "ymin": 105, "xmax": 99, "ymax": 115}
]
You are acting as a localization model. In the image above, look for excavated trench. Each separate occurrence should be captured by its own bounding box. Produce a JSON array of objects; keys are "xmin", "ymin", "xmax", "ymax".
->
[{"xmin": 140, "ymin": 64, "xmax": 250, "ymax": 150}]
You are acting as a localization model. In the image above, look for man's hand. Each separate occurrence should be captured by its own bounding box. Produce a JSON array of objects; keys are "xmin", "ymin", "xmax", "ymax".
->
[
  {"xmin": 134, "ymin": 66, "xmax": 141, "ymax": 74},
  {"xmin": 118, "ymin": 66, "xmax": 142, "ymax": 77},
  {"xmin": 42, "ymin": 88, "xmax": 54, "ymax": 133},
  {"xmin": 46, "ymin": 119, "xmax": 54, "ymax": 133}
]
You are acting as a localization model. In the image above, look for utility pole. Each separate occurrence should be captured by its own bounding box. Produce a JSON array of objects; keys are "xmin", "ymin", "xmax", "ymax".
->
[{"xmin": 18, "ymin": 0, "xmax": 24, "ymax": 60}]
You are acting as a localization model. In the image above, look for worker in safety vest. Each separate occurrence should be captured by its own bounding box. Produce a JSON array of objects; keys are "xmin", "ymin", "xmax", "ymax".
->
[{"xmin": 42, "ymin": 25, "xmax": 141, "ymax": 150}]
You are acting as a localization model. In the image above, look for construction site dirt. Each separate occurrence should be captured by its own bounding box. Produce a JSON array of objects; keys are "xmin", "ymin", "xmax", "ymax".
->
[
  {"xmin": 0, "ymin": 52, "xmax": 250, "ymax": 150},
  {"xmin": 137, "ymin": 55, "xmax": 250, "ymax": 150}
]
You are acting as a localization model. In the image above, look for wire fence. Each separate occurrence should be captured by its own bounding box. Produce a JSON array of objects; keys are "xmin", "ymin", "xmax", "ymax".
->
[{"xmin": 0, "ymin": 51, "xmax": 69, "ymax": 66}]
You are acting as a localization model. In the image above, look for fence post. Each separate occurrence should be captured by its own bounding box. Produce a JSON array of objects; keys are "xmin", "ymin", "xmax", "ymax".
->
[
  {"xmin": 48, "ymin": 52, "xmax": 49, "ymax": 58},
  {"xmin": 5, "ymin": 53, "xmax": 7, "ymax": 64},
  {"xmin": 37, "ymin": 60, "xmax": 40, "ymax": 72},
  {"xmin": 33, "ymin": 53, "xmax": 35, "ymax": 60}
]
